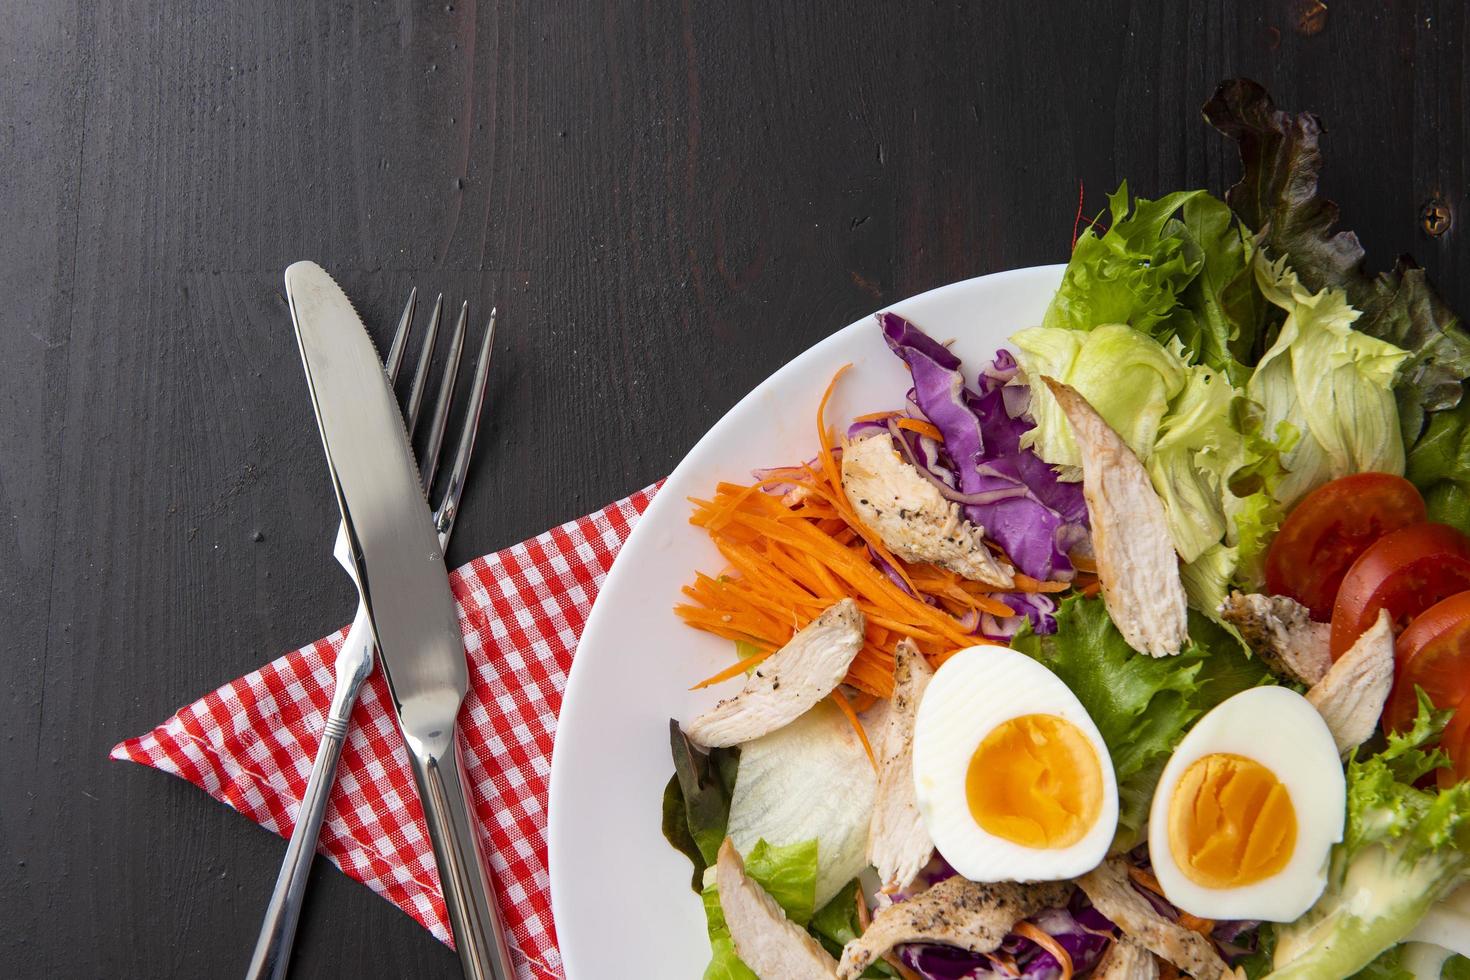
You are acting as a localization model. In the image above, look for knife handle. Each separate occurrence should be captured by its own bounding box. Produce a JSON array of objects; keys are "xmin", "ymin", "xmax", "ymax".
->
[{"xmin": 408, "ymin": 725, "xmax": 516, "ymax": 980}]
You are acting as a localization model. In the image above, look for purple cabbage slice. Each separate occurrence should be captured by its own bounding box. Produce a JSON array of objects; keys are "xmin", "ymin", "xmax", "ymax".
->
[{"xmin": 878, "ymin": 312, "xmax": 1089, "ymax": 585}]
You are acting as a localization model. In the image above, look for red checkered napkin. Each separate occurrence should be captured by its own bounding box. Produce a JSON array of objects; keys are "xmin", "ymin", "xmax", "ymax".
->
[{"xmin": 112, "ymin": 485, "xmax": 660, "ymax": 980}]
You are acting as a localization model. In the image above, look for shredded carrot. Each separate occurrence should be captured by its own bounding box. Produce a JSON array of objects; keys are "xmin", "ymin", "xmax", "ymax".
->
[
  {"xmin": 830, "ymin": 691, "xmax": 877, "ymax": 771},
  {"xmin": 882, "ymin": 952, "xmax": 925, "ymax": 980},
  {"xmin": 855, "ymin": 887, "xmax": 871, "ymax": 931},
  {"xmin": 1080, "ymin": 579, "xmax": 1102, "ymax": 598},
  {"xmin": 1176, "ymin": 912, "xmax": 1217, "ymax": 938},
  {"xmin": 1070, "ymin": 552, "xmax": 1098, "ymax": 574},
  {"xmin": 1124, "ymin": 867, "xmax": 1215, "ymax": 937},
  {"xmin": 1013, "ymin": 573, "xmax": 1071, "ymax": 594},
  {"xmin": 689, "ymin": 647, "xmax": 773, "ymax": 690},
  {"xmin": 675, "ymin": 367, "xmax": 1053, "ymax": 697},
  {"xmin": 852, "ymin": 409, "xmax": 899, "ymax": 424},
  {"xmin": 1014, "ymin": 921, "xmax": 1074, "ymax": 980},
  {"xmin": 894, "ymin": 416, "xmax": 944, "ymax": 441}
]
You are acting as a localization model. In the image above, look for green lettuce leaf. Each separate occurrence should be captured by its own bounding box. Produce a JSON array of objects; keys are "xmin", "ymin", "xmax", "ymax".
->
[
  {"xmin": 1011, "ymin": 596, "xmax": 1272, "ymax": 844},
  {"xmin": 1043, "ymin": 183, "xmax": 1263, "ymax": 382},
  {"xmin": 1148, "ymin": 364, "xmax": 1239, "ymax": 562},
  {"xmin": 1180, "ymin": 542, "xmax": 1240, "ymax": 636},
  {"xmin": 1406, "ymin": 395, "xmax": 1470, "ymax": 532},
  {"xmin": 1013, "ymin": 323, "xmax": 1188, "ymax": 476},
  {"xmin": 1269, "ymin": 693, "xmax": 1470, "ymax": 979},
  {"xmin": 1247, "ymin": 255, "xmax": 1409, "ymax": 508},
  {"xmin": 1044, "ymin": 183, "xmax": 1206, "ymax": 337},
  {"xmin": 1203, "ymin": 77, "xmax": 1470, "ymax": 444},
  {"xmin": 1357, "ymin": 946, "xmax": 1470, "ymax": 980},
  {"xmin": 701, "ymin": 881, "xmax": 758, "ymax": 980},
  {"xmin": 665, "ymin": 720, "xmax": 740, "ymax": 890},
  {"xmin": 1171, "ymin": 193, "xmax": 1269, "ymax": 385},
  {"xmin": 1352, "ymin": 946, "xmax": 1415, "ymax": 980},
  {"xmin": 809, "ymin": 881, "xmax": 897, "ymax": 977},
  {"xmin": 699, "ymin": 838, "xmax": 821, "ymax": 980}
]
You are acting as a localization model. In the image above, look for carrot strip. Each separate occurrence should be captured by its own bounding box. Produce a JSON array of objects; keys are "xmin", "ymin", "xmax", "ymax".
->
[
  {"xmin": 852, "ymin": 410, "xmax": 899, "ymax": 424},
  {"xmin": 1176, "ymin": 912, "xmax": 1216, "ymax": 938},
  {"xmin": 1014, "ymin": 922, "xmax": 1073, "ymax": 980},
  {"xmin": 1013, "ymin": 573, "xmax": 1071, "ymax": 593},
  {"xmin": 829, "ymin": 691, "xmax": 877, "ymax": 771},
  {"xmin": 895, "ymin": 417, "xmax": 944, "ymax": 441},
  {"xmin": 690, "ymin": 648, "xmax": 773, "ymax": 690}
]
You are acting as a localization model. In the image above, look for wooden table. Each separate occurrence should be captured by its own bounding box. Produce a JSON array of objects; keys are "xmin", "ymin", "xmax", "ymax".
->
[{"xmin": 4, "ymin": 2, "xmax": 1465, "ymax": 975}]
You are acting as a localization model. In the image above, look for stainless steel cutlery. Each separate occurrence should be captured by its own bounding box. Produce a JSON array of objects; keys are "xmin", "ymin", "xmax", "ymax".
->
[{"xmin": 247, "ymin": 265, "xmax": 510, "ymax": 980}]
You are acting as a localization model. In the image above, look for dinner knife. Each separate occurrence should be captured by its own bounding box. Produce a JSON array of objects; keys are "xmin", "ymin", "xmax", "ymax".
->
[{"xmin": 282, "ymin": 261, "xmax": 514, "ymax": 980}]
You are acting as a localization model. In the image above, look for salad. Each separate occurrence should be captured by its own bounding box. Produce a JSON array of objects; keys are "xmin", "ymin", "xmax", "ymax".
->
[{"xmin": 660, "ymin": 79, "xmax": 1470, "ymax": 980}]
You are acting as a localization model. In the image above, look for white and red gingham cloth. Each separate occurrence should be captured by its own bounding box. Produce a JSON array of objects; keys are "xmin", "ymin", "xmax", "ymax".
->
[{"xmin": 111, "ymin": 484, "xmax": 660, "ymax": 980}]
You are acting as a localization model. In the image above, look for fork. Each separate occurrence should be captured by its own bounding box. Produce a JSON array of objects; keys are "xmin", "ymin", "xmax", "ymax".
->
[{"xmin": 246, "ymin": 289, "xmax": 497, "ymax": 980}]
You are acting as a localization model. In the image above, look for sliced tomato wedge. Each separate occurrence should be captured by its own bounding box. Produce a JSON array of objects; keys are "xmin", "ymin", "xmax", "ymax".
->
[
  {"xmin": 1330, "ymin": 523, "xmax": 1470, "ymax": 659},
  {"xmin": 1384, "ymin": 590, "xmax": 1470, "ymax": 733},
  {"xmin": 1437, "ymin": 688, "xmax": 1470, "ymax": 789},
  {"xmin": 1265, "ymin": 474, "xmax": 1425, "ymax": 621}
]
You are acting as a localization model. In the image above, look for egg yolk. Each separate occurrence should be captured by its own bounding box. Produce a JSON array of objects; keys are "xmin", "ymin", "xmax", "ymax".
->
[
  {"xmin": 1167, "ymin": 753, "xmax": 1297, "ymax": 889},
  {"xmin": 965, "ymin": 713, "xmax": 1103, "ymax": 849}
]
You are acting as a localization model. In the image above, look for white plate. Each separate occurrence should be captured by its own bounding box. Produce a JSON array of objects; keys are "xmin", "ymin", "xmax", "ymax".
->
[{"xmin": 548, "ymin": 265, "xmax": 1065, "ymax": 979}]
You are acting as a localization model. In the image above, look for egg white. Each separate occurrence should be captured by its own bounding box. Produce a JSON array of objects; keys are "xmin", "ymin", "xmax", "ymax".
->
[
  {"xmin": 912, "ymin": 646, "xmax": 1119, "ymax": 882},
  {"xmin": 1148, "ymin": 686, "xmax": 1345, "ymax": 922}
]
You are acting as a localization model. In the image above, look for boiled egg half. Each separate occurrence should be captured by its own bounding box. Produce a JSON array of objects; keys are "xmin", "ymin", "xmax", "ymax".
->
[
  {"xmin": 912, "ymin": 646, "xmax": 1118, "ymax": 881},
  {"xmin": 1148, "ymin": 686, "xmax": 1345, "ymax": 922}
]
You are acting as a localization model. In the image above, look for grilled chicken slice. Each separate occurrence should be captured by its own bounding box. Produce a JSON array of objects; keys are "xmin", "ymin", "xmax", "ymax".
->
[
  {"xmin": 717, "ymin": 839, "xmax": 839, "ymax": 980},
  {"xmin": 686, "ymin": 599, "xmax": 865, "ymax": 748},
  {"xmin": 1218, "ymin": 591, "xmax": 1331, "ymax": 686},
  {"xmin": 1306, "ymin": 609, "xmax": 1394, "ymax": 754},
  {"xmin": 1042, "ymin": 378, "xmax": 1187, "ymax": 657},
  {"xmin": 837, "ymin": 877, "xmax": 1072, "ymax": 979},
  {"xmin": 1094, "ymin": 937, "xmax": 1161, "ymax": 980},
  {"xmin": 1077, "ymin": 859, "xmax": 1229, "ymax": 980},
  {"xmin": 867, "ymin": 639, "xmax": 935, "ymax": 889},
  {"xmin": 841, "ymin": 433, "xmax": 1015, "ymax": 589}
]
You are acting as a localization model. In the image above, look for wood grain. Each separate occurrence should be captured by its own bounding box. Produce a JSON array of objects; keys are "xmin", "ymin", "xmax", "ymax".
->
[{"xmin": 2, "ymin": 1, "xmax": 1466, "ymax": 975}]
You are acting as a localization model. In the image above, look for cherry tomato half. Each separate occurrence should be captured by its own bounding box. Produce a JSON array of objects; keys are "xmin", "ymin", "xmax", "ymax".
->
[
  {"xmin": 1330, "ymin": 523, "xmax": 1470, "ymax": 659},
  {"xmin": 1265, "ymin": 474, "xmax": 1425, "ymax": 621},
  {"xmin": 1385, "ymin": 590, "xmax": 1470, "ymax": 733}
]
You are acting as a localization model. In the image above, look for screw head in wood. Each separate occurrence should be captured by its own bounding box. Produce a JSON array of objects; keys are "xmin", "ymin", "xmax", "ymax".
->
[{"xmin": 1421, "ymin": 198, "xmax": 1453, "ymax": 238}]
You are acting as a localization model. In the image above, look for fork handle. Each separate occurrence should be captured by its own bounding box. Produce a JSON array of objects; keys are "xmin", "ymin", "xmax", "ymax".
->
[
  {"xmin": 407, "ymin": 727, "xmax": 516, "ymax": 980},
  {"xmin": 245, "ymin": 604, "xmax": 375, "ymax": 980}
]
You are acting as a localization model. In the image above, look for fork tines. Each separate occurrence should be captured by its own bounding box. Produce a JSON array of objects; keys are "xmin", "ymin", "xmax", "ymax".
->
[{"xmin": 382, "ymin": 289, "xmax": 496, "ymax": 547}]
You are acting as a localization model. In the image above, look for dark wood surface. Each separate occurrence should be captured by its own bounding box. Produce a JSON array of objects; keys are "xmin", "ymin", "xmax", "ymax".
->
[{"xmin": 4, "ymin": 1, "xmax": 1467, "ymax": 976}]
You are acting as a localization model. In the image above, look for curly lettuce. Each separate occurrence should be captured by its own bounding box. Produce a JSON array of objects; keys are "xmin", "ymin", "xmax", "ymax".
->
[
  {"xmin": 1204, "ymin": 77, "xmax": 1470, "ymax": 443},
  {"xmin": 1044, "ymin": 183, "xmax": 1264, "ymax": 379},
  {"xmin": 1248, "ymin": 255, "xmax": 1409, "ymax": 508},
  {"xmin": 1268, "ymin": 694, "xmax": 1470, "ymax": 979}
]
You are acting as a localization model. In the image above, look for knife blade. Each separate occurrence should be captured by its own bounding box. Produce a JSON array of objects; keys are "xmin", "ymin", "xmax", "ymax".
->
[{"xmin": 283, "ymin": 261, "xmax": 513, "ymax": 980}]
